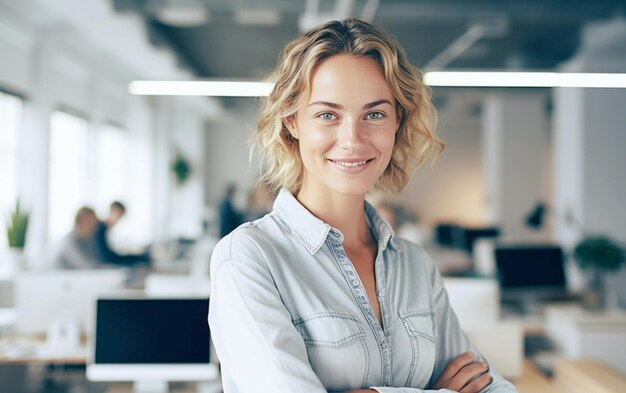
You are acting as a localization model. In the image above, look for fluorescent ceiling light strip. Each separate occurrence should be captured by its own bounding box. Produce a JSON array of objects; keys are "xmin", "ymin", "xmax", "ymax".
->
[
  {"xmin": 424, "ymin": 72, "xmax": 626, "ymax": 88},
  {"xmin": 128, "ymin": 73, "xmax": 626, "ymax": 96},
  {"xmin": 128, "ymin": 81, "xmax": 274, "ymax": 97}
]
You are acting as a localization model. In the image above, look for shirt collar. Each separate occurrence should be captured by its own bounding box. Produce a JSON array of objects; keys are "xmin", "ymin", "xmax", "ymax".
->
[
  {"xmin": 364, "ymin": 200, "xmax": 398, "ymax": 252},
  {"xmin": 273, "ymin": 189, "xmax": 398, "ymax": 255}
]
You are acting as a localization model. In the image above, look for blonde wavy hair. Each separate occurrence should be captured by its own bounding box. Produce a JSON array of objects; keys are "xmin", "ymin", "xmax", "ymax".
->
[{"xmin": 251, "ymin": 18, "xmax": 444, "ymax": 194}]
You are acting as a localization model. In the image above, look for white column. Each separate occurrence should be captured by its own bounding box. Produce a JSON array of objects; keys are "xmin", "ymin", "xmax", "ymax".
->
[
  {"xmin": 482, "ymin": 92, "xmax": 550, "ymax": 240},
  {"xmin": 20, "ymin": 29, "xmax": 64, "ymax": 267},
  {"xmin": 151, "ymin": 96, "xmax": 172, "ymax": 243},
  {"xmin": 553, "ymin": 17, "xmax": 626, "ymax": 246}
]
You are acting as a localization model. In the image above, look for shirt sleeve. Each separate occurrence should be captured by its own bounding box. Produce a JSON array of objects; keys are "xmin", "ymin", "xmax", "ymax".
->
[
  {"xmin": 426, "ymin": 250, "xmax": 518, "ymax": 392},
  {"xmin": 208, "ymin": 237, "xmax": 328, "ymax": 393}
]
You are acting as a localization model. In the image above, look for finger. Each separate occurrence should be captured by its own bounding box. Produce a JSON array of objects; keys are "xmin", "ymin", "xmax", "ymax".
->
[
  {"xmin": 459, "ymin": 371, "xmax": 493, "ymax": 393},
  {"xmin": 447, "ymin": 362, "xmax": 489, "ymax": 392},
  {"xmin": 436, "ymin": 352, "xmax": 476, "ymax": 385}
]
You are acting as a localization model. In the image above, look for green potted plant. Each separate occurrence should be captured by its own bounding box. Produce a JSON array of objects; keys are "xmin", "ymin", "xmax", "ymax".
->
[
  {"xmin": 573, "ymin": 236, "xmax": 625, "ymax": 310},
  {"xmin": 5, "ymin": 200, "xmax": 30, "ymax": 270},
  {"xmin": 171, "ymin": 149, "xmax": 192, "ymax": 187}
]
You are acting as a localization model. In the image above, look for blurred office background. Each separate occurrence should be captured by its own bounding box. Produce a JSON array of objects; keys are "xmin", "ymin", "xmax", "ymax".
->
[{"xmin": 1, "ymin": 0, "xmax": 626, "ymax": 392}]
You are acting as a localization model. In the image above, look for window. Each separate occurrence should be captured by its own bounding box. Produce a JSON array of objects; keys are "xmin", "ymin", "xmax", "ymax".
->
[
  {"xmin": 96, "ymin": 123, "xmax": 130, "ymax": 214},
  {"xmin": 48, "ymin": 110, "xmax": 89, "ymax": 243},
  {"xmin": 0, "ymin": 91, "xmax": 23, "ymax": 249},
  {"xmin": 96, "ymin": 123, "xmax": 152, "ymax": 249}
]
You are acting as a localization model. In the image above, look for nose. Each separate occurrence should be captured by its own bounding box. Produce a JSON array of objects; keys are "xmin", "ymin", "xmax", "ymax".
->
[{"xmin": 337, "ymin": 117, "xmax": 364, "ymax": 150}]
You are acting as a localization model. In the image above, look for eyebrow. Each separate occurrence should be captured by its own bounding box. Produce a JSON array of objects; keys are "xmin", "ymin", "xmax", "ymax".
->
[{"xmin": 308, "ymin": 99, "xmax": 393, "ymax": 110}]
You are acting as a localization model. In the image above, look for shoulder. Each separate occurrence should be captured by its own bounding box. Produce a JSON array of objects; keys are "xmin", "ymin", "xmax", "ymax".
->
[{"xmin": 210, "ymin": 212, "xmax": 290, "ymax": 275}]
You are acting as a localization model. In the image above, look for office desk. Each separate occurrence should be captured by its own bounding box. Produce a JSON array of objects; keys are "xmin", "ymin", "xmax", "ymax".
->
[
  {"xmin": 545, "ymin": 305, "xmax": 626, "ymax": 374},
  {"xmin": 0, "ymin": 334, "xmax": 87, "ymax": 365},
  {"xmin": 513, "ymin": 360, "xmax": 560, "ymax": 393},
  {"xmin": 553, "ymin": 357, "xmax": 626, "ymax": 393}
]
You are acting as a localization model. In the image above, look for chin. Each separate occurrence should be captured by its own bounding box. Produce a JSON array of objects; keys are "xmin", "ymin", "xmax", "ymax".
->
[{"xmin": 326, "ymin": 180, "xmax": 375, "ymax": 197}]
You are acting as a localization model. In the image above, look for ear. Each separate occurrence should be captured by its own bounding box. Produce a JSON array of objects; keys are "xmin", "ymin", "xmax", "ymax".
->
[{"xmin": 284, "ymin": 116, "xmax": 299, "ymax": 139}]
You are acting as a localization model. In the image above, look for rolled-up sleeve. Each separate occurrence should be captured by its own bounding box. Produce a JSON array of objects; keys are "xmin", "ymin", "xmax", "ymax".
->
[{"xmin": 208, "ymin": 238, "xmax": 327, "ymax": 393}]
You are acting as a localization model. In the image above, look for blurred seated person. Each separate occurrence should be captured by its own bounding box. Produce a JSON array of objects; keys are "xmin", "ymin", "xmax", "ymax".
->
[
  {"xmin": 55, "ymin": 207, "xmax": 101, "ymax": 269},
  {"xmin": 246, "ymin": 181, "xmax": 278, "ymax": 221},
  {"xmin": 219, "ymin": 184, "xmax": 244, "ymax": 238},
  {"xmin": 94, "ymin": 201, "xmax": 151, "ymax": 267}
]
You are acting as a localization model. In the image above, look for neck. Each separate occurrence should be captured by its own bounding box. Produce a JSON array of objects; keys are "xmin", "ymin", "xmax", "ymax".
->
[{"xmin": 296, "ymin": 185, "xmax": 373, "ymax": 250}]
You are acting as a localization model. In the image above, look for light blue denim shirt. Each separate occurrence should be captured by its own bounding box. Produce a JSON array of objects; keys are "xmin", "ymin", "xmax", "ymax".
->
[{"xmin": 209, "ymin": 189, "xmax": 517, "ymax": 393}]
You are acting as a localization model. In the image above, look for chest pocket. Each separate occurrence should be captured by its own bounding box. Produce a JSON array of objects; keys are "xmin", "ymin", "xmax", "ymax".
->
[
  {"xmin": 294, "ymin": 312, "xmax": 369, "ymax": 391},
  {"xmin": 400, "ymin": 310, "xmax": 437, "ymax": 387}
]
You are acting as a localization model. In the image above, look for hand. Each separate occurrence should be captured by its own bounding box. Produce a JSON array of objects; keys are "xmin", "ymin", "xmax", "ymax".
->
[{"xmin": 433, "ymin": 352, "xmax": 493, "ymax": 393}]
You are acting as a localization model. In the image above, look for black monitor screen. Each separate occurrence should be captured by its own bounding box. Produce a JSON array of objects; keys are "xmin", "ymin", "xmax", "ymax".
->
[
  {"xmin": 94, "ymin": 298, "xmax": 210, "ymax": 364},
  {"xmin": 495, "ymin": 246, "xmax": 566, "ymax": 289}
]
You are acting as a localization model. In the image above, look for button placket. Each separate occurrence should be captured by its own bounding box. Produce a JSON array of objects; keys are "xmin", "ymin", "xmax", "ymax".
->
[
  {"xmin": 374, "ymin": 249, "xmax": 392, "ymax": 386},
  {"xmin": 330, "ymin": 238, "xmax": 393, "ymax": 386}
]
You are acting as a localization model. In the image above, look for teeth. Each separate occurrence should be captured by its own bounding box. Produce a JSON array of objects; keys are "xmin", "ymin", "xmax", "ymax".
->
[{"xmin": 334, "ymin": 160, "xmax": 368, "ymax": 167}]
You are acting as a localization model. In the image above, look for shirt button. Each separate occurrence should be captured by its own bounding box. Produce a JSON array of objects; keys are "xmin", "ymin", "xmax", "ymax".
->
[{"xmin": 351, "ymin": 279, "xmax": 360, "ymax": 287}]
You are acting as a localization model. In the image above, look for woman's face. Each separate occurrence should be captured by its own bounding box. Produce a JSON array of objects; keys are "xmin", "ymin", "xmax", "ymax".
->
[{"xmin": 292, "ymin": 54, "xmax": 399, "ymax": 198}]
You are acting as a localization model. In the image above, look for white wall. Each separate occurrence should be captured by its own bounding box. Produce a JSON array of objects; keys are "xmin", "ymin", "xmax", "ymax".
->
[
  {"xmin": 583, "ymin": 88, "xmax": 626, "ymax": 243},
  {"xmin": 204, "ymin": 98, "xmax": 261, "ymax": 207},
  {"xmin": 397, "ymin": 96, "xmax": 486, "ymax": 227},
  {"xmin": 482, "ymin": 92, "xmax": 551, "ymax": 240},
  {"xmin": 166, "ymin": 97, "xmax": 214, "ymax": 239}
]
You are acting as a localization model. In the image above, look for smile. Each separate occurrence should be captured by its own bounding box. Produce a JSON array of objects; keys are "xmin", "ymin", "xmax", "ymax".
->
[
  {"xmin": 333, "ymin": 160, "xmax": 369, "ymax": 167},
  {"xmin": 328, "ymin": 158, "xmax": 374, "ymax": 172}
]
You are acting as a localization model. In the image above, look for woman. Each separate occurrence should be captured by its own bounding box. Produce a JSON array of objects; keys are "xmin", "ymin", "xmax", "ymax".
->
[{"xmin": 209, "ymin": 19, "xmax": 518, "ymax": 393}]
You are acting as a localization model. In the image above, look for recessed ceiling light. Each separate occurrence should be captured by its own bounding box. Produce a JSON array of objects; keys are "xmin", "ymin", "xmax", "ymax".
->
[
  {"xmin": 128, "ymin": 72, "xmax": 626, "ymax": 97},
  {"xmin": 424, "ymin": 72, "xmax": 626, "ymax": 88}
]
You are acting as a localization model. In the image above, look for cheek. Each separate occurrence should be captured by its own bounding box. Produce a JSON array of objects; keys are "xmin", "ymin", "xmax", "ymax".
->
[
  {"xmin": 300, "ymin": 127, "xmax": 334, "ymax": 155},
  {"xmin": 376, "ymin": 130, "xmax": 397, "ymax": 156}
]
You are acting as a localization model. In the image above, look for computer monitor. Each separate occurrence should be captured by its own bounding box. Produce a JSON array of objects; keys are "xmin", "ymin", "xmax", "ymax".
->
[
  {"xmin": 14, "ymin": 269, "xmax": 127, "ymax": 335},
  {"xmin": 495, "ymin": 245, "xmax": 567, "ymax": 303},
  {"xmin": 434, "ymin": 223, "xmax": 460, "ymax": 246},
  {"xmin": 456, "ymin": 227, "xmax": 500, "ymax": 254},
  {"xmin": 87, "ymin": 297, "xmax": 219, "ymax": 393}
]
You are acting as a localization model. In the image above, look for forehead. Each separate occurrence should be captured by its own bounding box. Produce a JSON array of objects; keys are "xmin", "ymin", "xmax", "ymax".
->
[{"xmin": 306, "ymin": 54, "xmax": 394, "ymax": 105}]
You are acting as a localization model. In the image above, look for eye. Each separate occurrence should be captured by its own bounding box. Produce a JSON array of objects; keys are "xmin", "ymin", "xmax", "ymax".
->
[
  {"xmin": 365, "ymin": 111, "xmax": 385, "ymax": 120},
  {"xmin": 318, "ymin": 112, "xmax": 337, "ymax": 121}
]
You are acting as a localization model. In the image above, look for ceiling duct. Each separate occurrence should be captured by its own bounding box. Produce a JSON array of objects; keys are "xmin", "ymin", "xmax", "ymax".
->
[
  {"xmin": 150, "ymin": 0, "xmax": 210, "ymax": 28},
  {"xmin": 298, "ymin": 0, "xmax": 380, "ymax": 31},
  {"xmin": 426, "ymin": 13, "xmax": 509, "ymax": 70}
]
